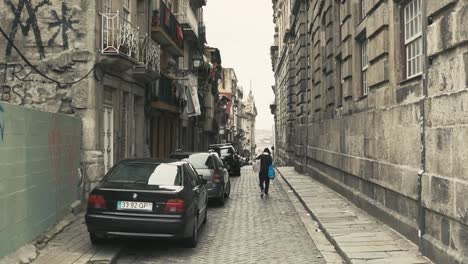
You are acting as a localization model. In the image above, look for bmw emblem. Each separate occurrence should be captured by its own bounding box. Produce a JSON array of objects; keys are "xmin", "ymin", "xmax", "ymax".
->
[{"xmin": 132, "ymin": 193, "xmax": 138, "ymax": 200}]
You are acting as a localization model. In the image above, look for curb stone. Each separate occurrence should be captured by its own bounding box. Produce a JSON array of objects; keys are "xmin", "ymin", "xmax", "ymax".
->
[
  {"xmin": 276, "ymin": 168, "xmax": 432, "ymax": 264},
  {"xmin": 275, "ymin": 172, "xmax": 346, "ymax": 264},
  {"xmin": 276, "ymin": 168, "xmax": 352, "ymax": 264},
  {"xmin": 276, "ymin": 169, "xmax": 351, "ymax": 264}
]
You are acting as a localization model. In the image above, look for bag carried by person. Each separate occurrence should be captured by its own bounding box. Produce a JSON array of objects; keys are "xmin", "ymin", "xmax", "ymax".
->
[
  {"xmin": 253, "ymin": 160, "xmax": 260, "ymax": 173},
  {"xmin": 268, "ymin": 163, "xmax": 276, "ymax": 180}
]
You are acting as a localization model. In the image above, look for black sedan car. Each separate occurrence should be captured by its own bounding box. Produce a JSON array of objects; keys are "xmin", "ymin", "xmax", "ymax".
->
[{"xmin": 85, "ymin": 159, "xmax": 208, "ymax": 248}]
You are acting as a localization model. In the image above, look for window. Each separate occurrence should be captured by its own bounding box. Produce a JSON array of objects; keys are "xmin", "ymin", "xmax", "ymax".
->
[
  {"xmin": 123, "ymin": 0, "xmax": 131, "ymax": 21},
  {"xmin": 361, "ymin": 39, "xmax": 369, "ymax": 95},
  {"xmin": 403, "ymin": 0, "xmax": 423, "ymax": 79},
  {"xmin": 360, "ymin": 0, "xmax": 367, "ymax": 20},
  {"xmin": 184, "ymin": 165, "xmax": 198, "ymax": 187},
  {"xmin": 106, "ymin": 163, "xmax": 182, "ymax": 186},
  {"xmin": 337, "ymin": 57, "xmax": 344, "ymax": 106},
  {"xmin": 187, "ymin": 154, "xmax": 214, "ymax": 170},
  {"xmin": 104, "ymin": 0, "xmax": 111, "ymax": 13}
]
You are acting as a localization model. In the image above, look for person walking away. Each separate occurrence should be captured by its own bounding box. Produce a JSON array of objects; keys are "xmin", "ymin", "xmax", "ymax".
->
[{"xmin": 256, "ymin": 148, "xmax": 273, "ymax": 198}]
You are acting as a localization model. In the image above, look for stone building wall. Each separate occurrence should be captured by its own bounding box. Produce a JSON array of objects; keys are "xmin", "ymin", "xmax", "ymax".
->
[
  {"xmin": 0, "ymin": 0, "xmax": 154, "ymax": 198},
  {"xmin": 0, "ymin": 0, "xmax": 98, "ymax": 197},
  {"xmin": 272, "ymin": 0, "xmax": 468, "ymax": 262},
  {"xmin": 422, "ymin": 1, "xmax": 468, "ymax": 262}
]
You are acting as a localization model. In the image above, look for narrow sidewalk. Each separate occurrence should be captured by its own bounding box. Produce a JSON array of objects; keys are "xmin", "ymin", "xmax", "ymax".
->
[
  {"xmin": 277, "ymin": 167, "xmax": 432, "ymax": 264},
  {"xmin": 30, "ymin": 214, "xmax": 122, "ymax": 264}
]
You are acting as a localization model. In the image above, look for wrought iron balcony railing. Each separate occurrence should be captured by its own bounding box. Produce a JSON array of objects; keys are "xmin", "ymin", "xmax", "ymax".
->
[
  {"xmin": 139, "ymin": 35, "xmax": 160, "ymax": 74},
  {"xmin": 175, "ymin": 0, "xmax": 199, "ymax": 37},
  {"xmin": 152, "ymin": 0, "xmax": 184, "ymax": 52},
  {"xmin": 100, "ymin": 12, "xmax": 140, "ymax": 62}
]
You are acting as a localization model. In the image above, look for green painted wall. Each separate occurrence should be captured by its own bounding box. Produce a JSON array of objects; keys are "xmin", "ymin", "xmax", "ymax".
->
[{"xmin": 0, "ymin": 102, "xmax": 81, "ymax": 258}]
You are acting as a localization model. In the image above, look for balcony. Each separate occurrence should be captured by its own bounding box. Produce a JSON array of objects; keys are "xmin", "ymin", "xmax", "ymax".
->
[
  {"xmin": 152, "ymin": 0, "xmax": 184, "ymax": 57},
  {"xmin": 99, "ymin": 12, "xmax": 140, "ymax": 71},
  {"xmin": 151, "ymin": 75, "xmax": 179, "ymax": 113},
  {"xmin": 131, "ymin": 35, "xmax": 161, "ymax": 82},
  {"xmin": 100, "ymin": 12, "xmax": 161, "ymax": 80},
  {"xmin": 174, "ymin": 0, "xmax": 199, "ymax": 40}
]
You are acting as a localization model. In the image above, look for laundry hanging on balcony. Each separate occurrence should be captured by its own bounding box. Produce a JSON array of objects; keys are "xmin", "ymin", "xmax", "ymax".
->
[
  {"xmin": 185, "ymin": 79, "xmax": 201, "ymax": 117},
  {"xmin": 176, "ymin": 24, "xmax": 184, "ymax": 47}
]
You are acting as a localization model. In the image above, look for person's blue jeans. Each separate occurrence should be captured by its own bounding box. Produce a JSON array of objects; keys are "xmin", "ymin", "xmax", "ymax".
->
[{"xmin": 259, "ymin": 174, "xmax": 270, "ymax": 195}]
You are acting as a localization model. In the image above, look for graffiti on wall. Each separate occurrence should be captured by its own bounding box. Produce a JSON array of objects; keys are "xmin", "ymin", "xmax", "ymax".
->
[
  {"xmin": 0, "ymin": 104, "xmax": 4, "ymax": 141},
  {"xmin": 4, "ymin": 0, "xmax": 83, "ymax": 59},
  {"xmin": 48, "ymin": 115, "xmax": 79, "ymax": 184},
  {"xmin": 4, "ymin": 0, "xmax": 51, "ymax": 59},
  {"xmin": 0, "ymin": 63, "xmax": 52, "ymax": 105},
  {"xmin": 48, "ymin": 2, "xmax": 83, "ymax": 49}
]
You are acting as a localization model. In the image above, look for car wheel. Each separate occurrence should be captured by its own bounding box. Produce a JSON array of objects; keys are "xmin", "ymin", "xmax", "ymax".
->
[
  {"xmin": 185, "ymin": 217, "xmax": 198, "ymax": 248},
  {"xmin": 236, "ymin": 169, "xmax": 241, "ymax": 176},
  {"xmin": 89, "ymin": 233, "xmax": 105, "ymax": 245},
  {"xmin": 224, "ymin": 181, "xmax": 231, "ymax": 198}
]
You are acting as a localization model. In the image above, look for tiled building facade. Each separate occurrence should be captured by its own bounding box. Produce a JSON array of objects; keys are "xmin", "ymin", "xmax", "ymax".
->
[{"xmin": 271, "ymin": 0, "xmax": 468, "ymax": 262}]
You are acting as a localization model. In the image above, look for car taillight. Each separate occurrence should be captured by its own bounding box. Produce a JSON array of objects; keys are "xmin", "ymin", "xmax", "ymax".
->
[
  {"xmin": 88, "ymin": 195, "xmax": 107, "ymax": 209},
  {"xmin": 164, "ymin": 199, "xmax": 185, "ymax": 213},
  {"xmin": 213, "ymin": 170, "xmax": 222, "ymax": 183}
]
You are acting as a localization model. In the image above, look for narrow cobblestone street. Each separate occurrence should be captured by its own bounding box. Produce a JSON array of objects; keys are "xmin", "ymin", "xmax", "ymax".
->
[{"xmin": 116, "ymin": 167, "xmax": 326, "ymax": 263}]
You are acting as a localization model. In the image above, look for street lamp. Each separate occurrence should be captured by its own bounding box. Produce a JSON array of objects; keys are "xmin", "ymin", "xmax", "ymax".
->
[{"xmin": 192, "ymin": 53, "xmax": 202, "ymax": 69}]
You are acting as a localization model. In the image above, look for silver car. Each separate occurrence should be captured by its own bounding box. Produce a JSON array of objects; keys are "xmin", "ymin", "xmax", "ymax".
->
[{"xmin": 185, "ymin": 153, "xmax": 231, "ymax": 205}]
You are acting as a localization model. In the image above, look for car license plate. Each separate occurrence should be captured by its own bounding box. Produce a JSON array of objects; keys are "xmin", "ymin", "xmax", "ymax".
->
[{"xmin": 117, "ymin": 201, "xmax": 153, "ymax": 211}]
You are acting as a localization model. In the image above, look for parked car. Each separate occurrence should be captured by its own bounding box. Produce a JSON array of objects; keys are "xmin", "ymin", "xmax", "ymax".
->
[
  {"xmin": 209, "ymin": 144, "xmax": 241, "ymax": 176},
  {"xmin": 85, "ymin": 159, "xmax": 208, "ymax": 248},
  {"xmin": 170, "ymin": 151, "xmax": 231, "ymax": 205}
]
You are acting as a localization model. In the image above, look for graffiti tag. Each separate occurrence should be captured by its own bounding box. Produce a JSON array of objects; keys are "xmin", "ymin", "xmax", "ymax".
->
[
  {"xmin": 4, "ymin": 0, "xmax": 51, "ymax": 59},
  {"xmin": 48, "ymin": 2, "xmax": 82, "ymax": 49},
  {"xmin": 0, "ymin": 63, "xmax": 48, "ymax": 83}
]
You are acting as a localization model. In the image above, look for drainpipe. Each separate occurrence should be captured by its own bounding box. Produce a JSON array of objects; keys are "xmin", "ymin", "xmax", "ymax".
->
[
  {"xmin": 304, "ymin": 0, "xmax": 309, "ymax": 174},
  {"xmin": 417, "ymin": 0, "xmax": 429, "ymax": 250}
]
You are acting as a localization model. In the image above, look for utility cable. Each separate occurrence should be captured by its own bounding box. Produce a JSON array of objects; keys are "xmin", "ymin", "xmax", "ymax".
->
[{"xmin": 0, "ymin": 24, "xmax": 95, "ymax": 87}]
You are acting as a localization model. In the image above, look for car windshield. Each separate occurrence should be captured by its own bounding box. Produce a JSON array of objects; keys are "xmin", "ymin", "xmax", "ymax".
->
[
  {"xmin": 106, "ymin": 163, "xmax": 182, "ymax": 186},
  {"xmin": 187, "ymin": 154, "xmax": 212, "ymax": 169}
]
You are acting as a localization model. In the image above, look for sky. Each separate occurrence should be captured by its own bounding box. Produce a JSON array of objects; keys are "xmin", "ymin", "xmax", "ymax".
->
[{"xmin": 204, "ymin": 0, "xmax": 275, "ymax": 131}]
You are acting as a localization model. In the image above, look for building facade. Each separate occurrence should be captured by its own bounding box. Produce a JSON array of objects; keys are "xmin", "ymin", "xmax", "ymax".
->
[
  {"xmin": 271, "ymin": 0, "xmax": 468, "ymax": 263},
  {"xmin": 0, "ymin": 0, "xmax": 229, "ymax": 258},
  {"xmin": 217, "ymin": 68, "xmax": 238, "ymax": 144},
  {"xmin": 241, "ymin": 90, "xmax": 258, "ymax": 160}
]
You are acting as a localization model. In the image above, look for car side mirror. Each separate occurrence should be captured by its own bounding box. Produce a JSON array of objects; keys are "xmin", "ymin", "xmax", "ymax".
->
[{"xmin": 200, "ymin": 178, "xmax": 208, "ymax": 185}]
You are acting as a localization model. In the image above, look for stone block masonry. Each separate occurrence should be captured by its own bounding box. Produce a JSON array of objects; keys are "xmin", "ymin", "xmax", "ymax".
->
[
  {"xmin": 271, "ymin": 0, "xmax": 468, "ymax": 263},
  {"xmin": 0, "ymin": 102, "xmax": 81, "ymax": 258}
]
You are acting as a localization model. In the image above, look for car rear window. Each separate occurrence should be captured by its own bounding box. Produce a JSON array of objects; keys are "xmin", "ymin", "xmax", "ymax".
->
[
  {"xmin": 220, "ymin": 148, "xmax": 231, "ymax": 158},
  {"xmin": 106, "ymin": 163, "xmax": 182, "ymax": 186},
  {"xmin": 187, "ymin": 154, "xmax": 213, "ymax": 169}
]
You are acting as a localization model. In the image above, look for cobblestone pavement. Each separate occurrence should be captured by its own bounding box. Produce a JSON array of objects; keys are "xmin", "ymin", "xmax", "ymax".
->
[
  {"xmin": 30, "ymin": 214, "xmax": 122, "ymax": 264},
  {"xmin": 116, "ymin": 167, "xmax": 326, "ymax": 264}
]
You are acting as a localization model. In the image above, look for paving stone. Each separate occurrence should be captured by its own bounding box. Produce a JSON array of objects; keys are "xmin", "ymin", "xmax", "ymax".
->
[
  {"xmin": 277, "ymin": 167, "xmax": 434, "ymax": 264},
  {"xmin": 116, "ymin": 167, "xmax": 327, "ymax": 264},
  {"xmin": 30, "ymin": 214, "xmax": 122, "ymax": 264}
]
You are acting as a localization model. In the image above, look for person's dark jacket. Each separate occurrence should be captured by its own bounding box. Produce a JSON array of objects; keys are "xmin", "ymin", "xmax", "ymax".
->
[{"xmin": 256, "ymin": 153, "xmax": 272, "ymax": 176}]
